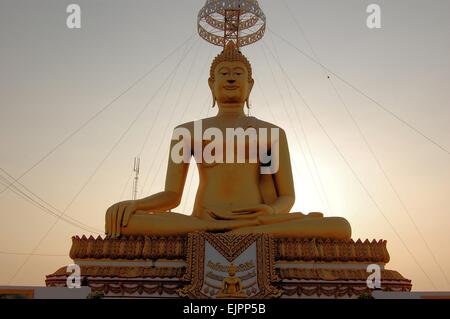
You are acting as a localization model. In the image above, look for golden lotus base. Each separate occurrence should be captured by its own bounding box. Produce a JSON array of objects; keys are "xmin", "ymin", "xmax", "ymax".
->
[{"xmin": 46, "ymin": 234, "xmax": 412, "ymax": 299}]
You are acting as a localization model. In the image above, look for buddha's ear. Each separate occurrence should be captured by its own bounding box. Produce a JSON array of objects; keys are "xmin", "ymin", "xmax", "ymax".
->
[
  {"xmin": 248, "ymin": 78, "xmax": 255, "ymax": 95},
  {"xmin": 208, "ymin": 77, "xmax": 214, "ymax": 91},
  {"xmin": 208, "ymin": 78, "xmax": 217, "ymax": 108}
]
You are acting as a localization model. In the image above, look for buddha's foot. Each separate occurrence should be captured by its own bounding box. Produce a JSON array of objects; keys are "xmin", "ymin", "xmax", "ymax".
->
[{"xmin": 229, "ymin": 216, "xmax": 352, "ymax": 240}]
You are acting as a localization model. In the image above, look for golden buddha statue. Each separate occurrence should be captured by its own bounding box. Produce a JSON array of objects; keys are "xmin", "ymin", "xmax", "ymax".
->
[
  {"xmin": 105, "ymin": 42, "xmax": 351, "ymax": 240},
  {"xmin": 216, "ymin": 263, "xmax": 248, "ymax": 298}
]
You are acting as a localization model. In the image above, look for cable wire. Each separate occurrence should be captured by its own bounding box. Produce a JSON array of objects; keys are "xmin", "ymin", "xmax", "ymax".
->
[
  {"xmin": 268, "ymin": 28, "xmax": 450, "ymax": 157},
  {"xmin": 0, "ymin": 34, "xmax": 196, "ymax": 197},
  {"xmin": 279, "ymin": 0, "xmax": 449, "ymax": 287},
  {"xmin": 6, "ymin": 36, "xmax": 198, "ymax": 285},
  {"xmin": 262, "ymin": 41, "xmax": 438, "ymax": 289}
]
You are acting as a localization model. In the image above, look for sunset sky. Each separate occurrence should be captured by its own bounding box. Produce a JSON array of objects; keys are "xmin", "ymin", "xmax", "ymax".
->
[{"xmin": 0, "ymin": 0, "xmax": 449, "ymax": 291}]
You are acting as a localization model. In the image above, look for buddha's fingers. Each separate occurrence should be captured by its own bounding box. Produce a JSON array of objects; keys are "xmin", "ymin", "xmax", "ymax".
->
[
  {"xmin": 105, "ymin": 209, "xmax": 111, "ymax": 236},
  {"xmin": 111, "ymin": 205, "xmax": 120, "ymax": 238},
  {"xmin": 109, "ymin": 208, "xmax": 115, "ymax": 237},
  {"xmin": 109, "ymin": 207, "xmax": 115, "ymax": 238},
  {"xmin": 122, "ymin": 208, "xmax": 133, "ymax": 227},
  {"xmin": 116, "ymin": 206, "xmax": 126, "ymax": 238}
]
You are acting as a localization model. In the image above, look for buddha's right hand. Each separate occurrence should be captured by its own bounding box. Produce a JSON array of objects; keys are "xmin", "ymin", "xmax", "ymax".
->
[{"xmin": 105, "ymin": 200, "xmax": 139, "ymax": 238}]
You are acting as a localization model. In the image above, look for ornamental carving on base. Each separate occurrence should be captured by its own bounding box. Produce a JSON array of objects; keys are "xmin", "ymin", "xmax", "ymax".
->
[{"xmin": 178, "ymin": 232, "xmax": 282, "ymax": 299}]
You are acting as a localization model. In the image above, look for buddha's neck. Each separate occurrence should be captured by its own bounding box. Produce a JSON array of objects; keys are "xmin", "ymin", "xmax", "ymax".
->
[{"xmin": 217, "ymin": 103, "xmax": 246, "ymax": 118}]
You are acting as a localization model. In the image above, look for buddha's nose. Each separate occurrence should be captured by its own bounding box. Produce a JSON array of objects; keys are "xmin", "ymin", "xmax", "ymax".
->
[{"xmin": 227, "ymin": 79, "xmax": 236, "ymax": 84}]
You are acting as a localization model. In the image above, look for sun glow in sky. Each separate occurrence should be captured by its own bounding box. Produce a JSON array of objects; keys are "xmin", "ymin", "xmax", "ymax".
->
[{"xmin": 0, "ymin": 0, "xmax": 449, "ymax": 291}]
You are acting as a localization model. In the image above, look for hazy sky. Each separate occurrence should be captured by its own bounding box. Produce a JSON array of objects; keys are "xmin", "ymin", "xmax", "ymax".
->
[{"xmin": 0, "ymin": 0, "xmax": 449, "ymax": 291}]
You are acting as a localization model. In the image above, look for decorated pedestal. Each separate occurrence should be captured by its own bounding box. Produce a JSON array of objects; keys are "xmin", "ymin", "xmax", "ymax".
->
[{"xmin": 46, "ymin": 233, "xmax": 411, "ymax": 298}]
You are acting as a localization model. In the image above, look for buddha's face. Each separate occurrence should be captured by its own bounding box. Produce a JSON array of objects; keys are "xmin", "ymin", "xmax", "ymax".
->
[{"xmin": 209, "ymin": 61, "xmax": 254, "ymax": 106}]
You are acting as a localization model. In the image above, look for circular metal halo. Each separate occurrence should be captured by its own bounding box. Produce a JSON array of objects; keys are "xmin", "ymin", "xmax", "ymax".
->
[{"xmin": 197, "ymin": 0, "xmax": 266, "ymax": 48}]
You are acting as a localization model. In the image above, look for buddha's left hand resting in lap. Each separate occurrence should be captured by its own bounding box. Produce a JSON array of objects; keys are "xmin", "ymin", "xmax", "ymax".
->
[{"xmin": 105, "ymin": 42, "xmax": 351, "ymax": 240}]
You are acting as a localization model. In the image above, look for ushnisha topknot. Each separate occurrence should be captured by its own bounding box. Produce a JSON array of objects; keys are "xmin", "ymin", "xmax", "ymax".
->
[{"xmin": 209, "ymin": 41, "xmax": 253, "ymax": 81}]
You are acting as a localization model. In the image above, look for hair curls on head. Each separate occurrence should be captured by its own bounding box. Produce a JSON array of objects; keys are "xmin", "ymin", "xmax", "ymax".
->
[{"xmin": 209, "ymin": 42, "xmax": 253, "ymax": 81}]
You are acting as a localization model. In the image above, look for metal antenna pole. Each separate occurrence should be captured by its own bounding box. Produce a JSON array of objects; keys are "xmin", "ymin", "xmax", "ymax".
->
[{"xmin": 132, "ymin": 157, "xmax": 140, "ymax": 200}]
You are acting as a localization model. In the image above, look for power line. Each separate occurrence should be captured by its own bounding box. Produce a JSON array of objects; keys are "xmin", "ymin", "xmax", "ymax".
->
[
  {"xmin": 6, "ymin": 37, "xmax": 199, "ymax": 285},
  {"xmin": 0, "ymin": 171, "xmax": 101, "ymax": 234},
  {"xmin": 330, "ymin": 76, "xmax": 450, "ymax": 288},
  {"xmin": 143, "ymin": 93, "xmax": 211, "ymax": 201},
  {"xmin": 257, "ymin": 50, "xmax": 326, "ymax": 213},
  {"xmin": 137, "ymin": 39, "xmax": 203, "ymax": 196},
  {"xmin": 177, "ymin": 46, "xmax": 216, "ymax": 128},
  {"xmin": 268, "ymin": 28, "xmax": 450, "ymax": 157},
  {"xmin": 276, "ymin": 0, "xmax": 336, "ymax": 216},
  {"xmin": 279, "ymin": 0, "xmax": 449, "ymax": 287},
  {"xmin": 117, "ymin": 171, "xmax": 133, "ymax": 201},
  {"xmin": 0, "ymin": 251, "xmax": 66, "ymax": 257},
  {"xmin": 117, "ymin": 42, "xmax": 199, "ymax": 201},
  {"xmin": 140, "ymin": 41, "xmax": 208, "ymax": 196},
  {"xmin": 262, "ymin": 41, "xmax": 438, "ymax": 289},
  {"xmin": 137, "ymin": 42, "xmax": 201, "ymax": 158},
  {"xmin": 138, "ymin": 42, "xmax": 197, "ymax": 196},
  {"xmin": 0, "ymin": 34, "xmax": 196, "ymax": 197},
  {"xmin": 175, "ymin": 46, "xmax": 215, "ymax": 213},
  {"xmin": 262, "ymin": 35, "xmax": 333, "ymax": 215}
]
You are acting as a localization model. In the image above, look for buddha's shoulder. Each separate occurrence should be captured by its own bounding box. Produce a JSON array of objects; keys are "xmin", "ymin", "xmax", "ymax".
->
[
  {"xmin": 173, "ymin": 117, "xmax": 285, "ymax": 133},
  {"xmin": 246, "ymin": 117, "xmax": 286, "ymax": 133},
  {"xmin": 174, "ymin": 117, "xmax": 218, "ymax": 131},
  {"xmin": 173, "ymin": 120, "xmax": 197, "ymax": 133}
]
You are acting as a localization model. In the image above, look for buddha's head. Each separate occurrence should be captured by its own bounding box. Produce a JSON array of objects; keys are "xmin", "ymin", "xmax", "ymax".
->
[
  {"xmin": 227, "ymin": 263, "xmax": 237, "ymax": 277},
  {"xmin": 208, "ymin": 42, "xmax": 254, "ymax": 109}
]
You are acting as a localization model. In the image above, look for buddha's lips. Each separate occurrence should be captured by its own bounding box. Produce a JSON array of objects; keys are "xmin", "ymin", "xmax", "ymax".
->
[{"xmin": 224, "ymin": 86, "xmax": 239, "ymax": 90}]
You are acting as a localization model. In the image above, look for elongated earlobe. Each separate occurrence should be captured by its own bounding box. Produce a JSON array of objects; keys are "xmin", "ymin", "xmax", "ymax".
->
[{"xmin": 212, "ymin": 95, "xmax": 216, "ymax": 108}]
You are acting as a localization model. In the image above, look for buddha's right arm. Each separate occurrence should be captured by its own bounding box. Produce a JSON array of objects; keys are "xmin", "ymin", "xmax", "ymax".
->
[
  {"xmin": 137, "ymin": 135, "xmax": 191, "ymax": 211},
  {"xmin": 118, "ymin": 135, "xmax": 191, "ymax": 232},
  {"xmin": 135, "ymin": 191, "xmax": 181, "ymax": 212},
  {"xmin": 106, "ymin": 134, "xmax": 191, "ymax": 237}
]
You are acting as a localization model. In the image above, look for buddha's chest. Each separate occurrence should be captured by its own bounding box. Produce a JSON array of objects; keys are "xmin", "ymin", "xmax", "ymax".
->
[{"xmin": 192, "ymin": 129, "xmax": 272, "ymax": 165}]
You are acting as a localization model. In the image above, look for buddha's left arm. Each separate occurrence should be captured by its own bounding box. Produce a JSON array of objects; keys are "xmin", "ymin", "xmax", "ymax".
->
[{"xmin": 270, "ymin": 129, "xmax": 295, "ymax": 214}]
